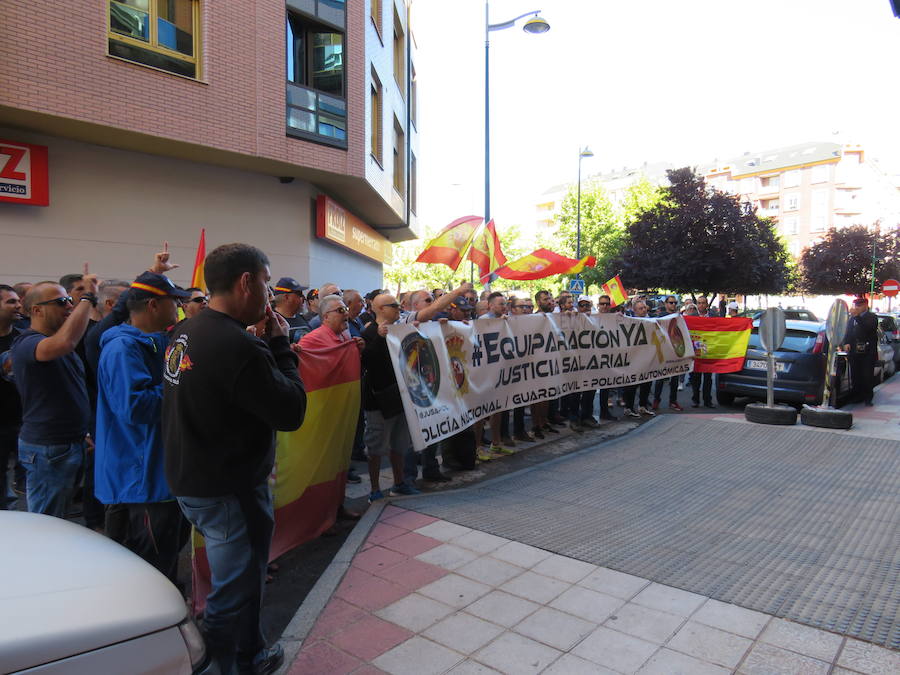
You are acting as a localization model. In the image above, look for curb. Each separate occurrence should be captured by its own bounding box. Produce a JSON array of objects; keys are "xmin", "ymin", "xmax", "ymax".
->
[
  {"xmin": 275, "ymin": 499, "xmax": 386, "ymax": 673},
  {"xmin": 274, "ymin": 415, "xmax": 671, "ymax": 672}
]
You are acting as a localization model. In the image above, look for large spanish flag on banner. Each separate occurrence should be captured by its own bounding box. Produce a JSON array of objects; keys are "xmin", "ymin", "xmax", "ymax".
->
[
  {"xmin": 190, "ymin": 326, "xmax": 360, "ymax": 613},
  {"xmin": 601, "ymin": 275, "xmax": 628, "ymax": 307},
  {"xmin": 468, "ymin": 219, "xmax": 507, "ymax": 283},
  {"xmin": 492, "ymin": 248, "xmax": 596, "ymax": 281},
  {"xmin": 684, "ymin": 316, "xmax": 752, "ymax": 373},
  {"xmin": 415, "ymin": 215, "xmax": 484, "ymax": 271}
]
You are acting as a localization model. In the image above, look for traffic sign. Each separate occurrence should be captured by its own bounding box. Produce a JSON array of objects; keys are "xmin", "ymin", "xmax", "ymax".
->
[
  {"xmin": 758, "ymin": 307, "xmax": 786, "ymax": 353},
  {"xmin": 882, "ymin": 279, "xmax": 899, "ymax": 297},
  {"xmin": 825, "ymin": 299, "xmax": 849, "ymax": 347},
  {"xmin": 568, "ymin": 278, "xmax": 585, "ymax": 296}
]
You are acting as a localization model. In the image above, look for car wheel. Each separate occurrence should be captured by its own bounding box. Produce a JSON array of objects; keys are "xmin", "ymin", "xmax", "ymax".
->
[
  {"xmin": 744, "ymin": 402, "xmax": 798, "ymax": 425},
  {"xmin": 800, "ymin": 405, "xmax": 853, "ymax": 430},
  {"xmin": 716, "ymin": 392, "xmax": 736, "ymax": 406}
]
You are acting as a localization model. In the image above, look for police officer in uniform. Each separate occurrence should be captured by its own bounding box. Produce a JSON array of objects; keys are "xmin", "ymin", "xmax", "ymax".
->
[{"xmin": 842, "ymin": 296, "xmax": 878, "ymax": 406}]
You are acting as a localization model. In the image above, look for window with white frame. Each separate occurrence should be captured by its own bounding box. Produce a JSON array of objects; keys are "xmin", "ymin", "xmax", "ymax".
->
[
  {"xmin": 783, "ymin": 170, "xmax": 800, "ymax": 188},
  {"xmin": 784, "ymin": 193, "xmax": 800, "ymax": 211},
  {"xmin": 783, "ymin": 216, "xmax": 799, "ymax": 234},
  {"xmin": 811, "ymin": 164, "xmax": 831, "ymax": 184}
]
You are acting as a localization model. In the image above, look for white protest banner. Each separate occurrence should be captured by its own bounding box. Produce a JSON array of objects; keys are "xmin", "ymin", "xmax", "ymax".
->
[{"xmin": 386, "ymin": 312, "xmax": 694, "ymax": 450}]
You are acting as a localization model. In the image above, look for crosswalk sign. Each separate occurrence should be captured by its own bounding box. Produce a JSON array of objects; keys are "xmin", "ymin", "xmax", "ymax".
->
[{"xmin": 568, "ymin": 278, "xmax": 585, "ymax": 296}]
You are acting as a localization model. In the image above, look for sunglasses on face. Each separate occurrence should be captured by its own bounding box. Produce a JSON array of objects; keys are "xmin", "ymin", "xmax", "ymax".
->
[
  {"xmin": 598, "ymin": 301, "xmax": 611, "ymax": 306},
  {"xmin": 327, "ymin": 306, "xmax": 349, "ymax": 315},
  {"xmin": 381, "ymin": 302, "xmax": 401, "ymax": 309},
  {"xmin": 665, "ymin": 300, "xmax": 677, "ymax": 305},
  {"xmin": 189, "ymin": 297, "xmax": 209, "ymax": 304},
  {"xmin": 36, "ymin": 296, "xmax": 74, "ymax": 307}
]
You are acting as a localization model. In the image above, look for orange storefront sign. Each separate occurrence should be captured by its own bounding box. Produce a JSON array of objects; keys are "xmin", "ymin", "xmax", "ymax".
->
[{"xmin": 315, "ymin": 195, "xmax": 392, "ymax": 264}]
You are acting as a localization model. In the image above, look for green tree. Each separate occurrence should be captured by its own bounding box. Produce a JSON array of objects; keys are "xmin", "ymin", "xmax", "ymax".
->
[
  {"xmin": 799, "ymin": 225, "xmax": 900, "ymax": 295},
  {"xmin": 608, "ymin": 167, "xmax": 792, "ymax": 296}
]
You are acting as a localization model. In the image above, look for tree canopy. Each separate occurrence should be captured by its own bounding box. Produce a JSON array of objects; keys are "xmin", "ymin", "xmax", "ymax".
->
[
  {"xmin": 799, "ymin": 225, "xmax": 900, "ymax": 295},
  {"xmin": 607, "ymin": 167, "xmax": 794, "ymax": 296}
]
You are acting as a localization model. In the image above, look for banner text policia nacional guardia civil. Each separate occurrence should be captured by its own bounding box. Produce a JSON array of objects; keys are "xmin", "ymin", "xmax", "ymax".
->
[{"xmin": 386, "ymin": 312, "xmax": 695, "ymax": 450}]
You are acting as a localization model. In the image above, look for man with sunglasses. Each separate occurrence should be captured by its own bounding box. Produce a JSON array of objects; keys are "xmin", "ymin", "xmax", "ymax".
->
[
  {"xmin": 652, "ymin": 295, "xmax": 684, "ymax": 412},
  {"xmin": 183, "ymin": 287, "xmax": 209, "ymax": 319},
  {"xmin": 307, "ymin": 283, "xmax": 343, "ymax": 330},
  {"xmin": 11, "ymin": 274, "xmax": 99, "ymax": 518}
]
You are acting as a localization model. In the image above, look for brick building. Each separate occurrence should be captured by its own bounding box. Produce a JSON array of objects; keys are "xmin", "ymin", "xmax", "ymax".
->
[{"xmin": 0, "ymin": 0, "xmax": 418, "ymax": 290}]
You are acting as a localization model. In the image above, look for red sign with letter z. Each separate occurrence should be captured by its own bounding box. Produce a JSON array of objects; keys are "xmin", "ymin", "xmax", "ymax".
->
[{"xmin": 0, "ymin": 139, "xmax": 49, "ymax": 206}]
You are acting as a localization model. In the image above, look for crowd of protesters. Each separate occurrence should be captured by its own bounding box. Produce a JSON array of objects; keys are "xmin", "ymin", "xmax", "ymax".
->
[{"xmin": 2, "ymin": 241, "xmax": 882, "ymax": 674}]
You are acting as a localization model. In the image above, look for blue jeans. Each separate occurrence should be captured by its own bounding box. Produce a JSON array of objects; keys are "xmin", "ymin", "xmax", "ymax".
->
[
  {"xmin": 18, "ymin": 438, "xmax": 84, "ymax": 518},
  {"xmin": 177, "ymin": 483, "xmax": 274, "ymax": 675}
]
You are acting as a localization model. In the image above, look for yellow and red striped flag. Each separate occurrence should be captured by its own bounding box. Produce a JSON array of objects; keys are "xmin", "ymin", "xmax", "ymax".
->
[
  {"xmin": 415, "ymin": 215, "xmax": 484, "ymax": 271},
  {"xmin": 190, "ymin": 228, "xmax": 206, "ymax": 292},
  {"xmin": 467, "ymin": 219, "xmax": 507, "ymax": 283},
  {"xmin": 684, "ymin": 316, "xmax": 753, "ymax": 373},
  {"xmin": 492, "ymin": 249, "xmax": 595, "ymax": 281},
  {"xmin": 601, "ymin": 275, "xmax": 628, "ymax": 307}
]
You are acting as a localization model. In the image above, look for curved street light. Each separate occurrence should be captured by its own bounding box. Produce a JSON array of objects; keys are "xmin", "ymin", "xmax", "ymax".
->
[{"xmin": 480, "ymin": 2, "xmax": 550, "ymax": 280}]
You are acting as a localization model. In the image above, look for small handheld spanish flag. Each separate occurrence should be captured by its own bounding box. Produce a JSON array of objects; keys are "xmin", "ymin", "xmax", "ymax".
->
[
  {"xmin": 601, "ymin": 275, "xmax": 628, "ymax": 307},
  {"xmin": 190, "ymin": 228, "xmax": 206, "ymax": 293}
]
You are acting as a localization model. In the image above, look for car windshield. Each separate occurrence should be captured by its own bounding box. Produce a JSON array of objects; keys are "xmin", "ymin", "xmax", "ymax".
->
[
  {"xmin": 748, "ymin": 328, "xmax": 819, "ymax": 353},
  {"xmin": 878, "ymin": 315, "xmax": 896, "ymax": 331}
]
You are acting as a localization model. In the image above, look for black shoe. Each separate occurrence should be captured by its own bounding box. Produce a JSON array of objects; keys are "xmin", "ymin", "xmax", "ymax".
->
[
  {"xmin": 599, "ymin": 413, "xmax": 619, "ymax": 421},
  {"xmin": 240, "ymin": 644, "xmax": 284, "ymax": 675},
  {"xmin": 704, "ymin": 402, "xmax": 716, "ymax": 409},
  {"xmin": 346, "ymin": 468, "xmax": 362, "ymax": 484},
  {"xmin": 864, "ymin": 400, "xmax": 874, "ymax": 407},
  {"xmin": 423, "ymin": 473, "xmax": 452, "ymax": 483}
]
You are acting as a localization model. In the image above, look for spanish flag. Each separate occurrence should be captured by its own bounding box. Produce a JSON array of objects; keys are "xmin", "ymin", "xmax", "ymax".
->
[
  {"xmin": 190, "ymin": 228, "xmax": 206, "ymax": 292},
  {"xmin": 492, "ymin": 248, "xmax": 596, "ymax": 281},
  {"xmin": 415, "ymin": 215, "xmax": 484, "ymax": 271},
  {"xmin": 468, "ymin": 219, "xmax": 507, "ymax": 283},
  {"xmin": 189, "ymin": 326, "xmax": 360, "ymax": 613},
  {"xmin": 684, "ymin": 316, "xmax": 752, "ymax": 373},
  {"xmin": 601, "ymin": 275, "xmax": 628, "ymax": 307}
]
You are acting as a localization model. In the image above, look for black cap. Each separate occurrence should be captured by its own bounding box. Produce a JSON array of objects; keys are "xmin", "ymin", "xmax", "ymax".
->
[
  {"xmin": 130, "ymin": 272, "xmax": 192, "ymax": 300},
  {"xmin": 449, "ymin": 296, "xmax": 473, "ymax": 311},
  {"xmin": 272, "ymin": 277, "xmax": 307, "ymax": 294}
]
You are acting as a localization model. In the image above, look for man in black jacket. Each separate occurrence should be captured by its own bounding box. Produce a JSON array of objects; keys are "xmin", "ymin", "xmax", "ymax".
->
[
  {"xmin": 842, "ymin": 296, "xmax": 878, "ymax": 406},
  {"xmin": 163, "ymin": 243, "xmax": 306, "ymax": 675}
]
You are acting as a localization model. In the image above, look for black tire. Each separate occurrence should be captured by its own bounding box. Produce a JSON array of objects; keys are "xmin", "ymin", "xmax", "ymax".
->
[
  {"xmin": 716, "ymin": 392, "xmax": 736, "ymax": 406},
  {"xmin": 744, "ymin": 402, "xmax": 798, "ymax": 425},
  {"xmin": 800, "ymin": 405, "xmax": 853, "ymax": 430}
]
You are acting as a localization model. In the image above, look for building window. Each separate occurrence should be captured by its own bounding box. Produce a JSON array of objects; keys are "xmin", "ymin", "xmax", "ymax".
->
[
  {"xmin": 286, "ymin": 11, "xmax": 347, "ymax": 146},
  {"xmin": 393, "ymin": 117, "xmax": 405, "ymax": 195},
  {"xmin": 393, "ymin": 8, "xmax": 405, "ymax": 96},
  {"xmin": 784, "ymin": 193, "xmax": 800, "ymax": 211},
  {"xmin": 760, "ymin": 175, "xmax": 780, "ymax": 191},
  {"xmin": 108, "ymin": 0, "xmax": 200, "ymax": 78},
  {"xmin": 370, "ymin": 0, "xmax": 381, "ymax": 35},
  {"xmin": 783, "ymin": 217, "xmax": 798, "ymax": 235},
  {"xmin": 811, "ymin": 164, "xmax": 830, "ymax": 184},
  {"xmin": 370, "ymin": 68, "xmax": 382, "ymax": 163},
  {"xmin": 410, "ymin": 153, "xmax": 417, "ymax": 214},
  {"xmin": 410, "ymin": 63, "xmax": 417, "ymax": 127},
  {"xmin": 810, "ymin": 189, "xmax": 829, "ymax": 231},
  {"xmin": 740, "ymin": 177, "xmax": 755, "ymax": 194},
  {"xmin": 783, "ymin": 170, "xmax": 800, "ymax": 188}
]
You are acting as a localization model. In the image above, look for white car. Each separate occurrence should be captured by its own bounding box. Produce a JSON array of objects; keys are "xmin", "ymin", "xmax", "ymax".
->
[{"xmin": 0, "ymin": 512, "xmax": 207, "ymax": 674}]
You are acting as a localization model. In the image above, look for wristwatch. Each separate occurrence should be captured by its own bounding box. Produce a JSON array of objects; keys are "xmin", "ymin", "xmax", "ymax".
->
[{"xmin": 80, "ymin": 292, "xmax": 98, "ymax": 308}]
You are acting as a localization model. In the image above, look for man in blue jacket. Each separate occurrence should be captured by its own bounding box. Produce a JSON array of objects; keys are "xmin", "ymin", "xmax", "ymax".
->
[{"xmin": 95, "ymin": 272, "xmax": 192, "ymax": 585}]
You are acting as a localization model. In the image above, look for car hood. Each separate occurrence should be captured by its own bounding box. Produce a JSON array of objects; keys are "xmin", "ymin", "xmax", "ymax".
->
[{"xmin": 0, "ymin": 512, "xmax": 187, "ymax": 672}]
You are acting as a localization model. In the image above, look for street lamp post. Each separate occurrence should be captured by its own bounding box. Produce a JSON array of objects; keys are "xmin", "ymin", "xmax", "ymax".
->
[
  {"xmin": 480, "ymin": 1, "xmax": 549, "ymax": 281},
  {"xmin": 576, "ymin": 146, "xmax": 594, "ymax": 264}
]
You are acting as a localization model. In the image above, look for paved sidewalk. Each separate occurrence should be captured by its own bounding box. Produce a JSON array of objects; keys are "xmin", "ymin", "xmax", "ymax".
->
[{"xmin": 286, "ymin": 506, "xmax": 900, "ymax": 674}]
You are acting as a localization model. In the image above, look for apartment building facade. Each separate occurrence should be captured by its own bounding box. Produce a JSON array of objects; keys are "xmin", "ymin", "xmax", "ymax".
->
[
  {"xmin": 703, "ymin": 142, "xmax": 900, "ymax": 257},
  {"xmin": 0, "ymin": 0, "xmax": 418, "ymax": 290}
]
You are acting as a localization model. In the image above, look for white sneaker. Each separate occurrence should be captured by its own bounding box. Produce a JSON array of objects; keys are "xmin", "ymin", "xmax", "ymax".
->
[
  {"xmin": 625, "ymin": 408, "xmax": 640, "ymax": 418},
  {"xmin": 638, "ymin": 406, "xmax": 656, "ymax": 417},
  {"xmin": 677, "ymin": 383, "xmax": 684, "ymax": 391}
]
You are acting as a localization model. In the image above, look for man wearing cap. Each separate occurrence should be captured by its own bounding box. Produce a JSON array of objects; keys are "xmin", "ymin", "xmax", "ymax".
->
[
  {"xmin": 95, "ymin": 272, "xmax": 192, "ymax": 584},
  {"xmin": 726, "ymin": 301, "xmax": 740, "ymax": 318},
  {"xmin": 843, "ymin": 297, "xmax": 878, "ymax": 406},
  {"xmin": 448, "ymin": 296, "xmax": 473, "ymax": 321},
  {"xmin": 272, "ymin": 277, "xmax": 311, "ymax": 343},
  {"xmin": 12, "ymin": 273, "xmax": 99, "ymax": 517}
]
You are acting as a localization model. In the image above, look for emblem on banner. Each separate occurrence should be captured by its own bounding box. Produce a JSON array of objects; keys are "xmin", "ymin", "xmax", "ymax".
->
[
  {"xmin": 400, "ymin": 333, "xmax": 441, "ymax": 407},
  {"xmin": 445, "ymin": 334, "xmax": 469, "ymax": 396}
]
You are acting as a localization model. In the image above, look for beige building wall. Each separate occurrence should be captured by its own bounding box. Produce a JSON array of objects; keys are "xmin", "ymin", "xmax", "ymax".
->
[{"xmin": 0, "ymin": 128, "xmax": 382, "ymax": 291}]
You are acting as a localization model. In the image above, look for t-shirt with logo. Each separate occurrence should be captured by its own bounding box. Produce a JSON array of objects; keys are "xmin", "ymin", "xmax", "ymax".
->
[{"xmin": 11, "ymin": 330, "xmax": 90, "ymax": 444}]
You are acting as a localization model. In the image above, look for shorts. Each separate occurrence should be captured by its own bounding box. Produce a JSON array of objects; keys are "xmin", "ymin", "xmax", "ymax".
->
[{"xmin": 364, "ymin": 409, "xmax": 412, "ymax": 458}]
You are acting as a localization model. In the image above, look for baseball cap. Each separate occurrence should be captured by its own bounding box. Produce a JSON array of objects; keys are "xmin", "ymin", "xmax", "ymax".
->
[
  {"xmin": 577, "ymin": 298, "xmax": 592, "ymax": 306},
  {"xmin": 272, "ymin": 277, "xmax": 307, "ymax": 294},
  {"xmin": 727, "ymin": 301, "xmax": 739, "ymax": 310},
  {"xmin": 130, "ymin": 272, "xmax": 192, "ymax": 300},
  {"xmin": 449, "ymin": 296, "xmax": 473, "ymax": 311}
]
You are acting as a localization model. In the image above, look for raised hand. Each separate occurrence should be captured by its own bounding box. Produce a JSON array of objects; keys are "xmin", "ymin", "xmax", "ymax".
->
[{"xmin": 151, "ymin": 241, "xmax": 179, "ymax": 273}]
